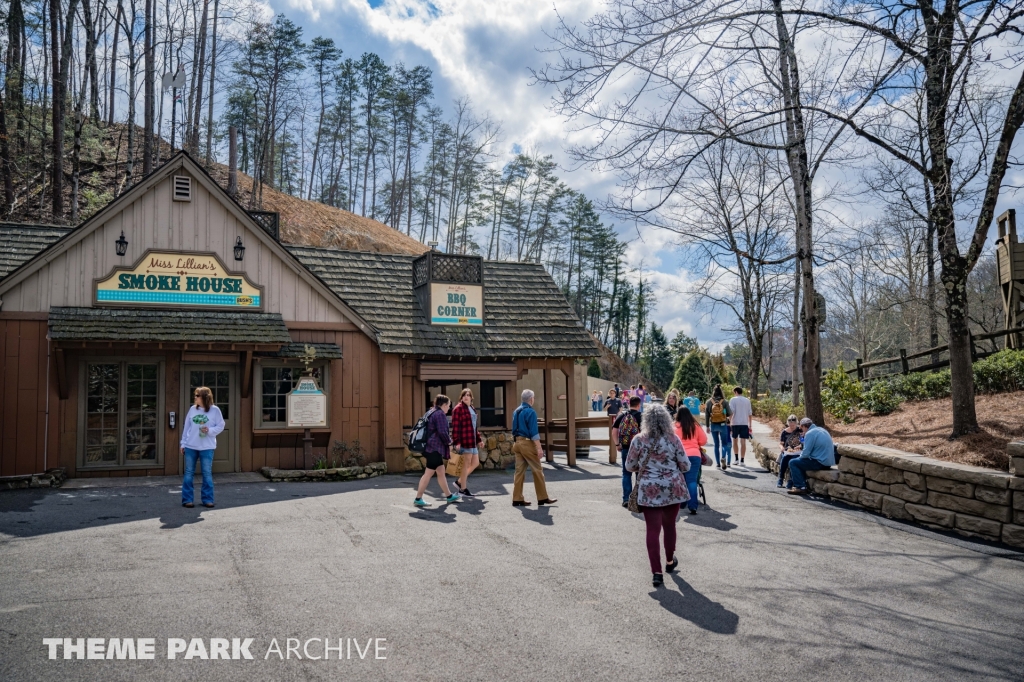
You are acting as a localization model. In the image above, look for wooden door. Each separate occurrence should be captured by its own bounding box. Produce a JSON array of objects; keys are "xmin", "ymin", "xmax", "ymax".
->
[{"xmin": 182, "ymin": 365, "xmax": 237, "ymax": 473}]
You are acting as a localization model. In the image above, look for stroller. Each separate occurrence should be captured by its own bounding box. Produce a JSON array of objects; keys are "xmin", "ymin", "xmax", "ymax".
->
[{"xmin": 697, "ymin": 463, "xmax": 707, "ymax": 507}]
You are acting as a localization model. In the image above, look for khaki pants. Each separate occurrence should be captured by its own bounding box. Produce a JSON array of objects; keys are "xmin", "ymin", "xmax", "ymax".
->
[{"xmin": 512, "ymin": 437, "xmax": 549, "ymax": 502}]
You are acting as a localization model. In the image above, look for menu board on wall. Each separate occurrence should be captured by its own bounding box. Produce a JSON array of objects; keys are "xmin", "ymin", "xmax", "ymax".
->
[
  {"xmin": 94, "ymin": 250, "xmax": 263, "ymax": 309},
  {"xmin": 287, "ymin": 377, "xmax": 328, "ymax": 428},
  {"xmin": 429, "ymin": 283, "xmax": 483, "ymax": 326}
]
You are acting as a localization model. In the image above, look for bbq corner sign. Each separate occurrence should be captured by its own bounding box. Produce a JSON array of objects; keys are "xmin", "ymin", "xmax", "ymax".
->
[
  {"xmin": 94, "ymin": 250, "xmax": 263, "ymax": 310},
  {"xmin": 429, "ymin": 283, "xmax": 483, "ymax": 326}
]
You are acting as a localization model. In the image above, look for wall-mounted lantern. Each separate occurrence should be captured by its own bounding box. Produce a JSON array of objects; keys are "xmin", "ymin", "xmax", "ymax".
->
[
  {"xmin": 233, "ymin": 236, "xmax": 246, "ymax": 261},
  {"xmin": 115, "ymin": 231, "xmax": 128, "ymax": 257}
]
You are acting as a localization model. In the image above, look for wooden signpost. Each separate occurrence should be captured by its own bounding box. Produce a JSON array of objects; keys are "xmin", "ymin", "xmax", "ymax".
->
[{"xmin": 287, "ymin": 345, "xmax": 327, "ymax": 465}]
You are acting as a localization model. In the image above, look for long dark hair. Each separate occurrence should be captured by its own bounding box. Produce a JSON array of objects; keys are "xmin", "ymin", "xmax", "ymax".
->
[
  {"xmin": 675, "ymin": 407, "xmax": 697, "ymax": 440},
  {"xmin": 712, "ymin": 384, "xmax": 724, "ymax": 400}
]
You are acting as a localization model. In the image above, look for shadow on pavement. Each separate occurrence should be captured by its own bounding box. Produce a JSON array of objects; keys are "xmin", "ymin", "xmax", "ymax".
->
[
  {"xmin": 408, "ymin": 505, "xmax": 458, "ymax": 523},
  {"xmin": 518, "ymin": 505, "xmax": 554, "ymax": 525},
  {"xmin": 682, "ymin": 506, "xmax": 737, "ymax": 531},
  {"xmin": 648, "ymin": 574, "xmax": 739, "ymax": 634}
]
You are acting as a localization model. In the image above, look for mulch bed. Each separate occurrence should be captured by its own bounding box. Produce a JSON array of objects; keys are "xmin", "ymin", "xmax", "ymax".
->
[{"xmin": 762, "ymin": 392, "xmax": 1024, "ymax": 471}]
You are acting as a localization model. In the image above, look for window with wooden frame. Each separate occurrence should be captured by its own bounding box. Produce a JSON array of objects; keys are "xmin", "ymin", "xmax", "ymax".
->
[
  {"xmin": 79, "ymin": 359, "xmax": 165, "ymax": 468},
  {"xmin": 255, "ymin": 359, "xmax": 330, "ymax": 429}
]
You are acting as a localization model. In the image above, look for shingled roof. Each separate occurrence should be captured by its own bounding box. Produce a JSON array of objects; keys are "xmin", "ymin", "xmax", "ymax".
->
[
  {"xmin": 288, "ymin": 246, "xmax": 599, "ymax": 358},
  {"xmin": 49, "ymin": 307, "xmax": 292, "ymax": 344},
  {"xmin": 0, "ymin": 223, "xmax": 71, "ymax": 279}
]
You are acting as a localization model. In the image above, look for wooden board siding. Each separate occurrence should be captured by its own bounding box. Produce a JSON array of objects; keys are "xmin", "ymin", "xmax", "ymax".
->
[
  {"xmin": 0, "ymin": 171, "xmax": 350, "ymax": 325},
  {"xmin": 0, "ymin": 320, "xmax": 51, "ymax": 476},
  {"xmin": 248, "ymin": 329, "xmax": 382, "ymax": 469}
]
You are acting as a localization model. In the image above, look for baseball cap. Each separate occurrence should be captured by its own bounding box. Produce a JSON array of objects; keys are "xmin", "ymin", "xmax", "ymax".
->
[{"xmin": 799, "ymin": 417, "xmax": 813, "ymax": 426}]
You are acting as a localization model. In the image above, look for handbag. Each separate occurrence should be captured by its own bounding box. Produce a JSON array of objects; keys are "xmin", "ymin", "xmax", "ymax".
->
[
  {"xmin": 700, "ymin": 446, "xmax": 713, "ymax": 467},
  {"xmin": 445, "ymin": 452, "xmax": 464, "ymax": 477},
  {"xmin": 627, "ymin": 443, "xmax": 651, "ymax": 513}
]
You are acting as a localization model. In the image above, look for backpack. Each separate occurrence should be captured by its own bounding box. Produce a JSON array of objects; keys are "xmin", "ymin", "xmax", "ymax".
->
[
  {"xmin": 617, "ymin": 411, "xmax": 640, "ymax": 450},
  {"xmin": 408, "ymin": 408, "xmax": 436, "ymax": 453},
  {"xmin": 710, "ymin": 399, "xmax": 727, "ymax": 423}
]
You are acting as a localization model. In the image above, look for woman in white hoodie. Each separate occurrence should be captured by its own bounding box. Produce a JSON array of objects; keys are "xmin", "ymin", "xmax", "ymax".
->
[{"xmin": 180, "ymin": 386, "xmax": 225, "ymax": 508}]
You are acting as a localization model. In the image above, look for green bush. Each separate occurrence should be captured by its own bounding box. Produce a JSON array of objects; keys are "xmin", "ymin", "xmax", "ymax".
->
[
  {"xmin": 752, "ymin": 393, "xmax": 804, "ymax": 424},
  {"xmin": 821, "ymin": 363, "xmax": 862, "ymax": 423},
  {"xmin": 921, "ymin": 370, "xmax": 951, "ymax": 399},
  {"xmin": 973, "ymin": 349, "xmax": 1024, "ymax": 393},
  {"xmin": 862, "ymin": 381, "xmax": 902, "ymax": 415}
]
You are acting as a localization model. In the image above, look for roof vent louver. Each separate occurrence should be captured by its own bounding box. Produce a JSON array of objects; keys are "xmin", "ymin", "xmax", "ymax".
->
[{"xmin": 172, "ymin": 175, "xmax": 192, "ymax": 201}]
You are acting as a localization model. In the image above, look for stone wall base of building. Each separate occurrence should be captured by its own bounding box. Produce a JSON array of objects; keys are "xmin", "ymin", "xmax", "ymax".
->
[
  {"xmin": 0, "ymin": 468, "xmax": 67, "ymax": 491},
  {"xmin": 754, "ymin": 441, "xmax": 1024, "ymax": 549},
  {"xmin": 260, "ymin": 462, "xmax": 387, "ymax": 482},
  {"xmin": 404, "ymin": 432, "xmax": 516, "ymax": 473}
]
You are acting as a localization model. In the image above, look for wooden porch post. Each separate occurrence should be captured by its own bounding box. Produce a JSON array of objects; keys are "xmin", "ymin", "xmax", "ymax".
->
[
  {"xmin": 565, "ymin": 361, "xmax": 576, "ymax": 466},
  {"xmin": 543, "ymin": 367, "xmax": 553, "ymax": 462}
]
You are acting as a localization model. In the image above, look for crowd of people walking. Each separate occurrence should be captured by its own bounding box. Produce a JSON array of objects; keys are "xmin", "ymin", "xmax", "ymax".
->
[{"xmin": 410, "ymin": 377, "xmax": 835, "ymax": 590}]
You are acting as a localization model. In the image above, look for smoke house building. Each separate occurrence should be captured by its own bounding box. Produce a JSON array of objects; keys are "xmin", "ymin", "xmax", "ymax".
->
[{"xmin": 0, "ymin": 153, "xmax": 598, "ymax": 480}]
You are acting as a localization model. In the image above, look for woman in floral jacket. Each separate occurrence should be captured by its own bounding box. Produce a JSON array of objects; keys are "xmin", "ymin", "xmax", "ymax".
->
[{"xmin": 625, "ymin": 403, "xmax": 691, "ymax": 587}]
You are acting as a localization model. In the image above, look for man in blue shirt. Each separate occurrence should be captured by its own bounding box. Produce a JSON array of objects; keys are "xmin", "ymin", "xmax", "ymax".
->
[
  {"xmin": 682, "ymin": 390, "xmax": 701, "ymax": 417},
  {"xmin": 787, "ymin": 418, "xmax": 836, "ymax": 494},
  {"xmin": 510, "ymin": 389, "xmax": 557, "ymax": 507}
]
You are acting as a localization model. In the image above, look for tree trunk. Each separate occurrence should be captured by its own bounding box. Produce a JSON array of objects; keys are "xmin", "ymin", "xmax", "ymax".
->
[
  {"xmin": 143, "ymin": 0, "xmax": 153, "ymax": 174},
  {"xmin": 49, "ymin": 0, "xmax": 63, "ymax": 218},
  {"xmin": 0, "ymin": 89, "xmax": 14, "ymax": 209},
  {"xmin": 84, "ymin": 0, "xmax": 100, "ymax": 123},
  {"xmin": 791, "ymin": 257, "xmax": 801, "ymax": 406},
  {"xmin": 5, "ymin": 0, "xmax": 25, "ymax": 146},
  {"xmin": 107, "ymin": 2, "xmax": 119, "ymax": 126},
  {"xmin": 205, "ymin": 0, "xmax": 219, "ymax": 166},
  {"xmin": 190, "ymin": 0, "xmax": 209, "ymax": 156},
  {"xmin": 773, "ymin": 0, "xmax": 823, "ymax": 425}
]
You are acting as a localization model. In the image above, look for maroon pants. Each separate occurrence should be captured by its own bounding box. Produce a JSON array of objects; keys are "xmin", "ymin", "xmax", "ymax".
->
[{"xmin": 641, "ymin": 503, "xmax": 680, "ymax": 574}]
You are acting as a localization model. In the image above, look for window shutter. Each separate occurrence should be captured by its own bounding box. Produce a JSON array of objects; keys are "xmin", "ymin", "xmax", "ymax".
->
[{"xmin": 172, "ymin": 175, "xmax": 192, "ymax": 201}]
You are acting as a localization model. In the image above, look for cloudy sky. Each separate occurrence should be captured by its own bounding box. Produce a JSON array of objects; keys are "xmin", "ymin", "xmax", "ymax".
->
[
  {"xmin": 267, "ymin": 0, "xmax": 1021, "ymax": 352},
  {"xmin": 264, "ymin": 0, "xmax": 714, "ymax": 345}
]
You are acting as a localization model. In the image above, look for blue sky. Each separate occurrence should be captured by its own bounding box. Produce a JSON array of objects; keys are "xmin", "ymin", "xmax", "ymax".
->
[{"xmin": 265, "ymin": 0, "xmax": 716, "ymax": 345}]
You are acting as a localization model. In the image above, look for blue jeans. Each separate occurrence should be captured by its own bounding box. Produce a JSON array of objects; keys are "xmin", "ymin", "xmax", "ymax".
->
[
  {"xmin": 621, "ymin": 450, "xmax": 634, "ymax": 502},
  {"xmin": 789, "ymin": 458, "xmax": 828, "ymax": 490},
  {"xmin": 684, "ymin": 455, "xmax": 701, "ymax": 511},
  {"xmin": 710, "ymin": 424, "xmax": 730, "ymax": 465},
  {"xmin": 182, "ymin": 448, "xmax": 215, "ymax": 505},
  {"xmin": 778, "ymin": 453, "xmax": 800, "ymax": 483}
]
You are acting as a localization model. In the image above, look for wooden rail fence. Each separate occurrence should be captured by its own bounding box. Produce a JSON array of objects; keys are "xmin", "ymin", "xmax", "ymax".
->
[
  {"xmin": 539, "ymin": 416, "xmax": 618, "ymax": 464},
  {"xmin": 841, "ymin": 326, "xmax": 1024, "ymax": 381}
]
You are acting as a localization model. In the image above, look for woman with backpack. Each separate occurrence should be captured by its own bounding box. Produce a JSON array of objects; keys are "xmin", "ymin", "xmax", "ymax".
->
[
  {"xmin": 705, "ymin": 385, "xmax": 732, "ymax": 470},
  {"xmin": 414, "ymin": 395, "xmax": 462, "ymax": 507},
  {"xmin": 624, "ymin": 404, "xmax": 691, "ymax": 588},
  {"xmin": 674, "ymin": 407, "xmax": 708, "ymax": 515},
  {"xmin": 451, "ymin": 388, "xmax": 484, "ymax": 497}
]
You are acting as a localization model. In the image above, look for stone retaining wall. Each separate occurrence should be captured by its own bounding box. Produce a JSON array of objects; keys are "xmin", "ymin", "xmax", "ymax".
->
[
  {"xmin": 754, "ymin": 441, "xmax": 1024, "ymax": 549},
  {"xmin": 260, "ymin": 462, "xmax": 387, "ymax": 482},
  {"xmin": 404, "ymin": 431, "xmax": 516, "ymax": 473},
  {"xmin": 0, "ymin": 468, "xmax": 66, "ymax": 491}
]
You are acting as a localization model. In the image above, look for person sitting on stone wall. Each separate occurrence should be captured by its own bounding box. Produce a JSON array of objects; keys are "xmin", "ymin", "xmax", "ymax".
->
[
  {"xmin": 776, "ymin": 415, "xmax": 804, "ymax": 489},
  {"xmin": 787, "ymin": 418, "xmax": 835, "ymax": 495}
]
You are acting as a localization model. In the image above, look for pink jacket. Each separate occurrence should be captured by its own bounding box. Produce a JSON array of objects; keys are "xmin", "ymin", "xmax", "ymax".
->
[{"xmin": 674, "ymin": 423, "xmax": 708, "ymax": 458}]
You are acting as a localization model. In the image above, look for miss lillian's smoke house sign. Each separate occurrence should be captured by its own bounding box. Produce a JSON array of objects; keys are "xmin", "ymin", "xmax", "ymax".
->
[{"xmin": 94, "ymin": 250, "xmax": 264, "ymax": 309}]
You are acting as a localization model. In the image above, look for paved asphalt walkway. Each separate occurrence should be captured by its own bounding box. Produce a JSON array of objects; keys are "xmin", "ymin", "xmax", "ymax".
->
[{"xmin": 1, "ymin": 419, "xmax": 1022, "ymax": 681}]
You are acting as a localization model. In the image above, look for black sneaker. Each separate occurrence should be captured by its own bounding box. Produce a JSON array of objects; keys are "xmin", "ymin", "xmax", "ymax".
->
[
  {"xmin": 652, "ymin": 573, "xmax": 664, "ymax": 588},
  {"xmin": 461, "ymin": 487, "xmax": 475, "ymax": 497}
]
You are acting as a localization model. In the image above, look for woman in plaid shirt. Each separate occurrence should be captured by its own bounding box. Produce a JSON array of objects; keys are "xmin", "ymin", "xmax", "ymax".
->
[{"xmin": 451, "ymin": 388, "xmax": 485, "ymax": 497}]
